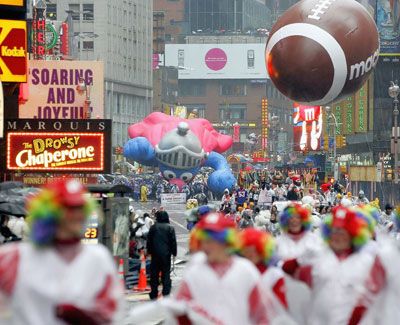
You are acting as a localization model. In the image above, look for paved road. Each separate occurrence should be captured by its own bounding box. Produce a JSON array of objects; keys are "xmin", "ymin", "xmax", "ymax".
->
[{"xmin": 126, "ymin": 202, "xmax": 190, "ymax": 306}]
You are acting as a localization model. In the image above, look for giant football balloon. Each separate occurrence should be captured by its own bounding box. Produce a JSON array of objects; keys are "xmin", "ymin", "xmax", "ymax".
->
[{"xmin": 265, "ymin": 0, "xmax": 379, "ymax": 105}]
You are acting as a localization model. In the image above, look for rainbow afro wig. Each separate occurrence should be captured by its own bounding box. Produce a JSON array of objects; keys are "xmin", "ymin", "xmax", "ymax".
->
[
  {"xmin": 189, "ymin": 212, "xmax": 238, "ymax": 252},
  {"xmin": 353, "ymin": 204, "xmax": 379, "ymax": 237},
  {"xmin": 238, "ymin": 228, "xmax": 277, "ymax": 265},
  {"xmin": 322, "ymin": 206, "xmax": 370, "ymax": 250},
  {"xmin": 279, "ymin": 203, "xmax": 312, "ymax": 233},
  {"xmin": 394, "ymin": 206, "xmax": 400, "ymax": 230},
  {"xmin": 26, "ymin": 179, "xmax": 95, "ymax": 246}
]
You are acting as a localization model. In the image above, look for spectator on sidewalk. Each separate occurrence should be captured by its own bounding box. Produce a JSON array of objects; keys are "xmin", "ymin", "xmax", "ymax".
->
[{"xmin": 147, "ymin": 210, "xmax": 177, "ymax": 300}]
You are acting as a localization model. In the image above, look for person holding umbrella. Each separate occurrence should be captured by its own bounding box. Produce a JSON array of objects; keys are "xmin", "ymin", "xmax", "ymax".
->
[{"xmin": 0, "ymin": 179, "xmax": 124, "ymax": 324}]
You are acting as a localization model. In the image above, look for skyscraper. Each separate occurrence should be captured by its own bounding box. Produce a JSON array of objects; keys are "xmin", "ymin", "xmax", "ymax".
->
[{"xmin": 52, "ymin": 0, "xmax": 153, "ymax": 147}]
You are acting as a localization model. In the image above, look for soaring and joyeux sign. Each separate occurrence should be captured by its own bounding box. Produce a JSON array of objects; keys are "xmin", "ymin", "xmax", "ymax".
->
[
  {"xmin": 0, "ymin": 19, "xmax": 27, "ymax": 82},
  {"xmin": 5, "ymin": 119, "xmax": 111, "ymax": 173},
  {"xmin": 19, "ymin": 60, "xmax": 104, "ymax": 119}
]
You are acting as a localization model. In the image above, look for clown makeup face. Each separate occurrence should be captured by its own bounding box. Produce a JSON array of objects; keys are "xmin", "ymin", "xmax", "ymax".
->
[
  {"xmin": 288, "ymin": 214, "xmax": 302, "ymax": 234},
  {"xmin": 329, "ymin": 227, "xmax": 352, "ymax": 254},
  {"xmin": 200, "ymin": 238, "xmax": 231, "ymax": 264},
  {"xmin": 56, "ymin": 206, "xmax": 86, "ymax": 240},
  {"xmin": 241, "ymin": 246, "xmax": 263, "ymax": 265}
]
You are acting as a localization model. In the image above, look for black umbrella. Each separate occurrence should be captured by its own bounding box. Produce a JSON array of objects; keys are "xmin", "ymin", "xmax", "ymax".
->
[
  {"xmin": 0, "ymin": 202, "xmax": 27, "ymax": 217},
  {"xmin": 0, "ymin": 181, "xmax": 25, "ymax": 191}
]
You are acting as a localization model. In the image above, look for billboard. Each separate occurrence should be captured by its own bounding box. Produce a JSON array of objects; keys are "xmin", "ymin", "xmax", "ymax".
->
[
  {"xmin": 293, "ymin": 104, "xmax": 323, "ymax": 152},
  {"xmin": 0, "ymin": 19, "xmax": 27, "ymax": 82},
  {"xmin": 0, "ymin": 0, "xmax": 24, "ymax": 6},
  {"xmin": 165, "ymin": 44, "xmax": 268, "ymax": 79},
  {"xmin": 377, "ymin": 0, "xmax": 400, "ymax": 55},
  {"xmin": 19, "ymin": 60, "xmax": 104, "ymax": 119},
  {"xmin": 5, "ymin": 119, "xmax": 111, "ymax": 173}
]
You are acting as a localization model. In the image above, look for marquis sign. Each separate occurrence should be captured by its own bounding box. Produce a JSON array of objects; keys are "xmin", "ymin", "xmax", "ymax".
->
[{"xmin": 5, "ymin": 119, "xmax": 111, "ymax": 173}]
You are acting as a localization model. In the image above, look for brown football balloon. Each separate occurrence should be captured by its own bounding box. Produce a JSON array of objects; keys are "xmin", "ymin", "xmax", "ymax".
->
[{"xmin": 265, "ymin": 0, "xmax": 379, "ymax": 105}]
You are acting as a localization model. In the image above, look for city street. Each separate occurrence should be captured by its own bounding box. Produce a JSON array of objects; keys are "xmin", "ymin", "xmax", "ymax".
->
[
  {"xmin": 0, "ymin": 0, "xmax": 400, "ymax": 324},
  {"xmin": 125, "ymin": 202, "xmax": 191, "ymax": 324},
  {"xmin": 126, "ymin": 202, "xmax": 190, "ymax": 303}
]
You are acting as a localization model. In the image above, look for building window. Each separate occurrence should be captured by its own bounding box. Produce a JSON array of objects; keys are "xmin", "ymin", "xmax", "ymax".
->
[
  {"xmin": 219, "ymin": 104, "xmax": 247, "ymax": 120},
  {"xmin": 220, "ymin": 81, "xmax": 247, "ymax": 96},
  {"xmin": 179, "ymin": 80, "xmax": 206, "ymax": 97},
  {"xmin": 184, "ymin": 104, "xmax": 206, "ymax": 118},
  {"xmin": 83, "ymin": 3, "xmax": 94, "ymax": 21},
  {"xmin": 83, "ymin": 41, "xmax": 94, "ymax": 50},
  {"xmin": 69, "ymin": 4, "xmax": 80, "ymax": 20},
  {"xmin": 46, "ymin": 4, "xmax": 57, "ymax": 20}
]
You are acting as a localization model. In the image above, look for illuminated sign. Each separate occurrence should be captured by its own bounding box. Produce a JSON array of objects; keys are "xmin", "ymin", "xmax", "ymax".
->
[
  {"xmin": 4, "ymin": 119, "xmax": 111, "ymax": 173},
  {"xmin": 293, "ymin": 103, "xmax": 323, "ymax": 152},
  {"xmin": 32, "ymin": 4, "xmax": 46, "ymax": 59},
  {"xmin": 0, "ymin": 19, "xmax": 27, "ymax": 82},
  {"xmin": 7, "ymin": 132, "xmax": 104, "ymax": 171},
  {"xmin": 84, "ymin": 227, "xmax": 98, "ymax": 239},
  {"xmin": 261, "ymin": 98, "xmax": 268, "ymax": 153},
  {"xmin": 0, "ymin": 0, "xmax": 24, "ymax": 6}
]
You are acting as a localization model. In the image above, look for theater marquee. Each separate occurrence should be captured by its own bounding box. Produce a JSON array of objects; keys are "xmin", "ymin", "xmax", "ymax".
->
[{"xmin": 5, "ymin": 119, "xmax": 111, "ymax": 173}]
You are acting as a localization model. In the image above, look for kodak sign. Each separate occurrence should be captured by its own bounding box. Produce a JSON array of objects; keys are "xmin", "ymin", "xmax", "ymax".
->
[
  {"xmin": 0, "ymin": 0, "xmax": 24, "ymax": 6},
  {"xmin": 0, "ymin": 19, "xmax": 27, "ymax": 82}
]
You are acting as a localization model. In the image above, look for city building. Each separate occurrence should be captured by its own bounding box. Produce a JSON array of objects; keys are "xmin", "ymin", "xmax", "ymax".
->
[
  {"xmin": 51, "ymin": 0, "xmax": 153, "ymax": 147},
  {"xmin": 185, "ymin": 0, "xmax": 271, "ymax": 34},
  {"xmin": 154, "ymin": 0, "xmax": 187, "ymax": 44},
  {"xmin": 153, "ymin": 0, "xmax": 180, "ymax": 113},
  {"xmin": 165, "ymin": 36, "xmax": 269, "ymax": 153}
]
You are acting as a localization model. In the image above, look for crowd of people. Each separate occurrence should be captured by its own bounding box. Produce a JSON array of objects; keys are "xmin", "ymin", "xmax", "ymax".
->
[{"xmin": 141, "ymin": 195, "xmax": 400, "ymax": 324}]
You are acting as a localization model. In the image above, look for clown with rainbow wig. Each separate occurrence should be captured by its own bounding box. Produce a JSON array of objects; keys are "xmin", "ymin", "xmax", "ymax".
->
[
  {"xmin": 274, "ymin": 203, "xmax": 323, "ymax": 324},
  {"xmin": 238, "ymin": 228, "xmax": 297, "ymax": 324},
  {"xmin": 282, "ymin": 206, "xmax": 389, "ymax": 325},
  {"xmin": 173, "ymin": 212, "xmax": 269, "ymax": 324},
  {"xmin": 276, "ymin": 203, "xmax": 323, "ymax": 261},
  {"xmin": 0, "ymin": 179, "xmax": 124, "ymax": 324}
]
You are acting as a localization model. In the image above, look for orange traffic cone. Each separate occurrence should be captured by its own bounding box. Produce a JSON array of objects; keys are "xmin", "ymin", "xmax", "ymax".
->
[
  {"xmin": 118, "ymin": 258, "xmax": 125, "ymax": 288},
  {"xmin": 133, "ymin": 251, "xmax": 150, "ymax": 292}
]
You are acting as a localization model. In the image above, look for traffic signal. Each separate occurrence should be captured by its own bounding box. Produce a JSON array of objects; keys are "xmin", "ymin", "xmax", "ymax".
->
[
  {"xmin": 323, "ymin": 135, "xmax": 329, "ymax": 151},
  {"xmin": 336, "ymin": 136, "xmax": 342, "ymax": 148},
  {"xmin": 335, "ymin": 135, "xmax": 347, "ymax": 148}
]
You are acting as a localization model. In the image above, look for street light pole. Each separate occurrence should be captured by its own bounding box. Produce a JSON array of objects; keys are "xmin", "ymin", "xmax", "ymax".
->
[
  {"xmin": 325, "ymin": 106, "xmax": 339, "ymax": 179},
  {"xmin": 389, "ymin": 81, "xmax": 400, "ymax": 184}
]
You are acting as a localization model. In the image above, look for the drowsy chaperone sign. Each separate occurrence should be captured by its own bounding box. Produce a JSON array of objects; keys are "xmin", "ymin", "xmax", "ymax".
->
[
  {"xmin": 19, "ymin": 60, "xmax": 104, "ymax": 119},
  {"xmin": 5, "ymin": 119, "xmax": 111, "ymax": 173}
]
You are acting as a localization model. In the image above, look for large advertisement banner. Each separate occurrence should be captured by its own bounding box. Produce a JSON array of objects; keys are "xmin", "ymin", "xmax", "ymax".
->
[
  {"xmin": 377, "ymin": 0, "xmax": 400, "ymax": 55},
  {"xmin": 355, "ymin": 82, "xmax": 369, "ymax": 132},
  {"xmin": 0, "ymin": 0, "xmax": 24, "ymax": 6},
  {"xmin": 293, "ymin": 104, "xmax": 323, "ymax": 152},
  {"xmin": 0, "ymin": 19, "xmax": 27, "ymax": 82},
  {"xmin": 5, "ymin": 119, "xmax": 111, "ymax": 173},
  {"xmin": 165, "ymin": 44, "xmax": 268, "ymax": 80},
  {"xmin": 19, "ymin": 60, "xmax": 104, "ymax": 119}
]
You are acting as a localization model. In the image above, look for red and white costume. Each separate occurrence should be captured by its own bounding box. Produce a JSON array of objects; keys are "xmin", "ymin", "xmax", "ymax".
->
[
  {"xmin": 360, "ymin": 235, "xmax": 400, "ymax": 325},
  {"xmin": 258, "ymin": 265, "xmax": 297, "ymax": 325},
  {"xmin": 175, "ymin": 252, "xmax": 267, "ymax": 325},
  {"xmin": 0, "ymin": 242, "xmax": 124, "ymax": 324},
  {"xmin": 283, "ymin": 246, "xmax": 387, "ymax": 325},
  {"xmin": 276, "ymin": 231, "xmax": 323, "ymax": 260},
  {"xmin": 276, "ymin": 231, "xmax": 323, "ymax": 325}
]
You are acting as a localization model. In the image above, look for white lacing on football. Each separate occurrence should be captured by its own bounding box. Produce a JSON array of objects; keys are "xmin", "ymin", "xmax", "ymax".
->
[{"xmin": 308, "ymin": 0, "xmax": 337, "ymax": 20}]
